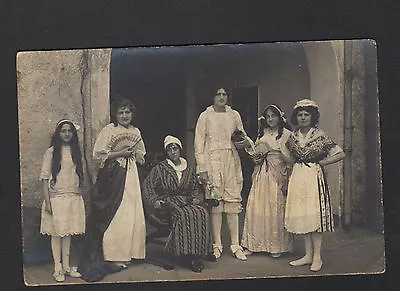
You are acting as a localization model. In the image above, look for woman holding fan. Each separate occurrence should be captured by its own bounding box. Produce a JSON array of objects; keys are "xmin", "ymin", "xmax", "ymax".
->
[{"xmin": 79, "ymin": 98, "xmax": 146, "ymax": 282}]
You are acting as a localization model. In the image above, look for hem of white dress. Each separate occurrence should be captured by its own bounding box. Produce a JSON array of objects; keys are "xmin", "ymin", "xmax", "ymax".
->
[
  {"xmin": 40, "ymin": 231, "xmax": 85, "ymax": 237},
  {"xmin": 104, "ymin": 255, "xmax": 146, "ymax": 262},
  {"xmin": 242, "ymin": 247, "xmax": 294, "ymax": 253},
  {"xmin": 286, "ymin": 228, "xmax": 334, "ymax": 234}
]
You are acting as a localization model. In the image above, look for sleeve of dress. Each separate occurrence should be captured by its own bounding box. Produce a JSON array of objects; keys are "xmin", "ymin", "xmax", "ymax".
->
[
  {"xmin": 142, "ymin": 165, "xmax": 163, "ymax": 207},
  {"xmin": 321, "ymin": 131, "xmax": 344, "ymax": 158},
  {"xmin": 93, "ymin": 125, "xmax": 112, "ymax": 168},
  {"xmin": 134, "ymin": 128, "xmax": 146, "ymax": 157},
  {"xmin": 39, "ymin": 148, "xmax": 52, "ymax": 180},
  {"xmin": 280, "ymin": 130, "xmax": 293, "ymax": 161},
  {"xmin": 327, "ymin": 144, "xmax": 344, "ymax": 157},
  {"xmin": 234, "ymin": 110, "xmax": 256, "ymax": 154},
  {"xmin": 234, "ymin": 110, "xmax": 246, "ymax": 134},
  {"xmin": 194, "ymin": 112, "xmax": 207, "ymax": 173}
]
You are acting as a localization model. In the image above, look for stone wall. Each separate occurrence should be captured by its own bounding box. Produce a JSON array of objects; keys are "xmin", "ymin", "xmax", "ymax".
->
[
  {"xmin": 17, "ymin": 49, "xmax": 112, "ymax": 208},
  {"xmin": 347, "ymin": 40, "xmax": 381, "ymax": 228}
]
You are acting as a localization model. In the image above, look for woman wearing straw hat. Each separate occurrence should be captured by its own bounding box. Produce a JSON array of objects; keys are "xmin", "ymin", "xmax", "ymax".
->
[{"xmin": 284, "ymin": 99, "xmax": 345, "ymax": 272}]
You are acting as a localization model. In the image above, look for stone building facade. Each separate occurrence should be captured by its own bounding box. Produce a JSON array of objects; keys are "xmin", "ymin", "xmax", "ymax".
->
[{"xmin": 18, "ymin": 41, "xmax": 381, "ymax": 258}]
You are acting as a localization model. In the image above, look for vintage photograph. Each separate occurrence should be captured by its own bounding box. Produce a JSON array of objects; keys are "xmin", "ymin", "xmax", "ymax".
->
[{"xmin": 17, "ymin": 40, "xmax": 384, "ymax": 285}]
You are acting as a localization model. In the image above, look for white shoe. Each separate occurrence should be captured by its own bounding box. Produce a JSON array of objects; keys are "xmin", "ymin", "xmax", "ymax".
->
[
  {"xmin": 213, "ymin": 244, "xmax": 223, "ymax": 259},
  {"xmin": 310, "ymin": 259, "xmax": 323, "ymax": 272},
  {"xmin": 271, "ymin": 253, "xmax": 281, "ymax": 258},
  {"xmin": 231, "ymin": 245, "xmax": 247, "ymax": 261},
  {"xmin": 64, "ymin": 266, "xmax": 81, "ymax": 278},
  {"xmin": 53, "ymin": 270, "xmax": 65, "ymax": 282},
  {"xmin": 289, "ymin": 256, "xmax": 312, "ymax": 266}
]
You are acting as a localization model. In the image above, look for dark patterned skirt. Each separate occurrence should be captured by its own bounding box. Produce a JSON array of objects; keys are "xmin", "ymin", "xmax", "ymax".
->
[{"xmin": 165, "ymin": 205, "xmax": 212, "ymax": 256}]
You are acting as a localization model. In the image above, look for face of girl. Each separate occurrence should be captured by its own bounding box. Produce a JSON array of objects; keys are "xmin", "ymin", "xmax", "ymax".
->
[
  {"xmin": 116, "ymin": 106, "xmax": 132, "ymax": 127},
  {"xmin": 59, "ymin": 124, "xmax": 73, "ymax": 144},
  {"xmin": 296, "ymin": 110, "xmax": 312, "ymax": 128},
  {"xmin": 213, "ymin": 88, "xmax": 228, "ymax": 108},
  {"xmin": 166, "ymin": 143, "xmax": 181, "ymax": 162},
  {"xmin": 265, "ymin": 108, "xmax": 279, "ymax": 129}
]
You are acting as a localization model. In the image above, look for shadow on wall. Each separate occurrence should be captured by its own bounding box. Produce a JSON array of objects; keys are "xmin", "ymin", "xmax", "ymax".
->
[{"xmin": 22, "ymin": 207, "xmax": 52, "ymax": 265}]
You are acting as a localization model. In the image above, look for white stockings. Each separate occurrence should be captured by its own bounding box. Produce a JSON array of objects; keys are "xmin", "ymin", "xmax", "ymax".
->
[
  {"xmin": 289, "ymin": 232, "xmax": 323, "ymax": 271},
  {"xmin": 51, "ymin": 236, "xmax": 72, "ymax": 272}
]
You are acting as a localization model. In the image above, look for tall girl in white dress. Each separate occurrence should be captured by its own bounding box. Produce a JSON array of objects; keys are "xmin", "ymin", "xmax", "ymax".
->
[
  {"xmin": 194, "ymin": 88, "xmax": 249, "ymax": 261},
  {"xmin": 40, "ymin": 119, "xmax": 85, "ymax": 282},
  {"xmin": 284, "ymin": 99, "xmax": 345, "ymax": 272},
  {"xmin": 241, "ymin": 105, "xmax": 293, "ymax": 257}
]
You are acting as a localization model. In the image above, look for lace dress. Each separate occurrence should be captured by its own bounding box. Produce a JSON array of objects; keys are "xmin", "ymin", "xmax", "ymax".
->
[
  {"xmin": 40, "ymin": 146, "xmax": 86, "ymax": 237},
  {"xmin": 241, "ymin": 129, "xmax": 293, "ymax": 254}
]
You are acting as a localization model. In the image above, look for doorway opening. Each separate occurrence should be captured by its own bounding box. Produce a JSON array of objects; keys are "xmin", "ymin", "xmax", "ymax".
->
[{"xmin": 231, "ymin": 86, "xmax": 259, "ymax": 202}]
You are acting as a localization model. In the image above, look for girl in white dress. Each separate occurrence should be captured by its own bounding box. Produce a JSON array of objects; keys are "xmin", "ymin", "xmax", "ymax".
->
[
  {"xmin": 79, "ymin": 98, "xmax": 146, "ymax": 282},
  {"xmin": 241, "ymin": 105, "xmax": 293, "ymax": 257},
  {"xmin": 40, "ymin": 119, "xmax": 85, "ymax": 282},
  {"xmin": 284, "ymin": 99, "xmax": 345, "ymax": 272}
]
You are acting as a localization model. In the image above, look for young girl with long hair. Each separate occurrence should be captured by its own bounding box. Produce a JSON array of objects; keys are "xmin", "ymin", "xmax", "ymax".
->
[{"xmin": 40, "ymin": 119, "xmax": 86, "ymax": 282}]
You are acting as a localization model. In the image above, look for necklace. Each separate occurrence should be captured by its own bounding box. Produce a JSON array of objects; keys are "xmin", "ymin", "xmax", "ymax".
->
[{"xmin": 265, "ymin": 128, "xmax": 278, "ymax": 136}]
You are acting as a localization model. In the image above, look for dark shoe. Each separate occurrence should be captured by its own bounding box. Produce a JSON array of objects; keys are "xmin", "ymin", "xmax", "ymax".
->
[
  {"xmin": 190, "ymin": 259, "xmax": 204, "ymax": 273},
  {"xmin": 130, "ymin": 258, "xmax": 145, "ymax": 265},
  {"xmin": 201, "ymin": 254, "xmax": 217, "ymax": 262}
]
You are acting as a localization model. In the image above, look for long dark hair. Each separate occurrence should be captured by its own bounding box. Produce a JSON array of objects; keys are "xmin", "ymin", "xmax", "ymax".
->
[
  {"xmin": 110, "ymin": 98, "xmax": 137, "ymax": 127},
  {"xmin": 50, "ymin": 121, "xmax": 84, "ymax": 186},
  {"xmin": 290, "ymin": 106, "xmax": 320, "ymax": 128},
  {"xmin": 258, "ymin": 104, "xmax": 289, "ymax": 140}
]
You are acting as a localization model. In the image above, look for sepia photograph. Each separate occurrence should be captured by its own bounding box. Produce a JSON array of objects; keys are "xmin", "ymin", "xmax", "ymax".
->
[{"xmin": 17, "ymin": 40, "xmax": 384, "ymax": 286}]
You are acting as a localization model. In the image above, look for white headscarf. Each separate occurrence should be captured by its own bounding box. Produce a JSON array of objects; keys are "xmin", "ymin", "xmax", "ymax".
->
[{"xmin": 164, "ymin": 135, "xmax": 182, "ymax": 149}]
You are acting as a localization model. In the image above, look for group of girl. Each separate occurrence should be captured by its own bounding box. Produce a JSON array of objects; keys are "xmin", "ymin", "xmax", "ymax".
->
[{"xmin": 39, "ymin": 88, "xmax": 344, "ymax": 283}]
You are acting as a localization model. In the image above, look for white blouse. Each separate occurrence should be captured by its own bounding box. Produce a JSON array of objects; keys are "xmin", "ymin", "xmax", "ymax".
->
[
  {"xmin": 39, "ymin": 146, "xmax": 80, "ymax": 196},
  {"xmin": 167, "ymin": 157, "xmax": 187, "ymax": 183}
]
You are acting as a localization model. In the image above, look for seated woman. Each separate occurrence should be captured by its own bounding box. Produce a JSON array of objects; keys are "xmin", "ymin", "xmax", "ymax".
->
[{"xmin": 142, "ymin": 135, "xmax": 213, "ymax": 272}]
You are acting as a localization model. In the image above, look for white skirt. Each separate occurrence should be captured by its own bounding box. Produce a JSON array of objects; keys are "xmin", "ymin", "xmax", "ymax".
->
[
  {"xmin": 241, "ymin": 161, "xmax": 293, "ymax": 253},
  {"xmin": 102, "ymin": 160, "xmax": 146, "ymax": 261},
  {"xmin": 40, "ymin": 193, "xmax": 85, "ymax": 237},
  {"xmin": 285, "ymin": 163, "xmax": 334, "ymax": 234}
]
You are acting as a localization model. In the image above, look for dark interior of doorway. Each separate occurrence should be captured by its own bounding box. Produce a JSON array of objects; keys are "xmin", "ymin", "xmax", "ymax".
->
[
  {"xmin": 110, "ymin": 75, "xmax": 186, "ymax": 179},
  {"xmin": 231, "ymin": 86, "xmax": 259, "ymax": 202}
]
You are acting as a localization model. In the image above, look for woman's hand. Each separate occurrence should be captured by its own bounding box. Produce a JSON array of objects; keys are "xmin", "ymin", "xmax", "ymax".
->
[
  {"xmin": 135, "ymin": 152, "xmax": 145, "ymax": 165},
  {"xmin": 251, "ymin": 153, "xmax": 265, "ymax": 165},
  {"xmin": 120, "ymin": 146, "xmax": 135, "ymax": 158},
  {"xmin": 44, "ymin": 200, "xmax": 52, "ymax": 215},
  {"xmin": 154, "ymin": 200, "xmax": 165, "ymax": 209},
  {"xmin": 198, "ymin": 172, "xmax": 209, "ymax": 185},
  {"xmin": 192, "ymin": 197, "xmax": 202, "ymax": 205}
]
